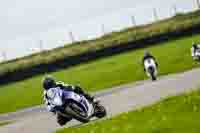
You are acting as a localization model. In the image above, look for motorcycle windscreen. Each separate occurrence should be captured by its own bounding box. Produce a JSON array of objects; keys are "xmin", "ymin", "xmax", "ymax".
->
[{"xmin": 47, "ymin": 88, "xmax": 63, "ymax": 106}]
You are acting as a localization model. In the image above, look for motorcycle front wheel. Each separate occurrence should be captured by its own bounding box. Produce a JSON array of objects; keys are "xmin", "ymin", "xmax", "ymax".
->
[
  {"xmin": 94, "ymin": 103, "xmax": 107, "ymax": 118},
  {"xmin": 151, "ymin": 73, "xmax": 157, "ymax": 81},
  {"xmin": 65, "ymin": 101, "xmax": 90, "ymax": 123},
  {"xmin": 148, "ymin": 67, "xmax": 157, "ymax": 81}
]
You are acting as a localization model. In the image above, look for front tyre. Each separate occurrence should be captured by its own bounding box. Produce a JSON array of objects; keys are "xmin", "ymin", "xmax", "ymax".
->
[
  {"xmin": 94, "ymin": 104, "xmax": 107, "ymax": 118},
  {"xmin": 151, "ymin": 74, "xmax": 157, "ymax": 81},
  {"xmin": 65, "ymin": 101, "xmax": 90, "ymax": 123},
  {"xmin": 148, "ymin": 66, "xmax": 156, "ymax": 81}
]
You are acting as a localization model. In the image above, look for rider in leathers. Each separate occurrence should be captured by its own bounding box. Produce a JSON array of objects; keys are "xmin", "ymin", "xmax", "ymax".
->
[
  {"xmin": 43, "ymin": 76, "xmax": 94, "ymax": 126},
  {"xmin": 142, "ymin": 51, "xmax": 158, "ymax": 71},
  {"xmin": 191, "ymin": 42, "xmax": 200, "ymax": 60}
]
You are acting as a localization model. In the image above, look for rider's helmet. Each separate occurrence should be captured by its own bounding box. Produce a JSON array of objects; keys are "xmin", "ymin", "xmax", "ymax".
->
[
  {"xmin": 42, "ymin": 75, "xmax": 56, "ymax": 90},
  {"xmin": 192, "ymin": 42, "xmax": 198, "ymax": 49},
  {"xmin": 144, "ymin": 50, "xmax": 151, "ymax": 57}
]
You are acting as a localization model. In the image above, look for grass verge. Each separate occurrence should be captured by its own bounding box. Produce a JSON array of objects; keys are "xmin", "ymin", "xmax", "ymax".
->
[
  {"xmin": 0, "ymin": 34, "xmax": 200, "ymax": 114},
  {"xmin": 56, "ymin": 89, "xmax": 200, "ymax": 133},
  {"xmin": 0, "ymin": 121, "xmax": 11, "ymax": 126}
]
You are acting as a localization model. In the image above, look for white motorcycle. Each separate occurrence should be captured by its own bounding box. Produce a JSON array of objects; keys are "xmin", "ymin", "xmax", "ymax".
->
[
  {"xmin": 144, "ymin": 58, "xmax": 158, "ymax": 81},
  {"xmin": 48, "ymin": 88, "xmax": 106, "ymax": 123},
  {"xmin": 192, "ymin": 49, "xmax": 200, "ymax": 61}
]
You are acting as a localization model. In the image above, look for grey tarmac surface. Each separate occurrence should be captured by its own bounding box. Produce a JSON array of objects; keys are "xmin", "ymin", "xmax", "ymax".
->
[{"xmin": 1, "ymin": 68, "xmax": 200, "ymax": 133}]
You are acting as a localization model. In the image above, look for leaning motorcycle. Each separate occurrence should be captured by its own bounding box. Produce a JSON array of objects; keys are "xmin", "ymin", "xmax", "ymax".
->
[
  {"xmin": 144, "ymin": 58, "xmax": 158, "ymax": 81},
  {"xmin": 49, "ymin": 88, "xmax": 106, "ymax": 124}
]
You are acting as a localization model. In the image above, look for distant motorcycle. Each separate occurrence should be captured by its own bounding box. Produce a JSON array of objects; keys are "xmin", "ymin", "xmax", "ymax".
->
[
  {"xmin": 144, "ymin": 58, "xmax": 158, "ymax": 81},
  {"xmin": 192, "ymin": 49, "xmax": 200, "ymax": 61},
  {"xmin": 49, "ymin": 88, "xmax": 106, "ymax": 124}
]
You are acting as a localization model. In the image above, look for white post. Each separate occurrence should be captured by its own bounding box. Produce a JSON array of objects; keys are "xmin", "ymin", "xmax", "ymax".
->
[
  {"xmin": 153, "ymin": 8, "xmax": 158, "ymax": 21},
  {"xmin": 69, "ymin": 31, "xmax": 75, "ymax": 43},
  {"xmin": 197, "ymin": 0, "xmax": 200, "ymax": 9},
  {"xmin": 131, "ymin": 16, "xmax": 136, "ymax": 26},
  {"xmin": 101, "ymin": 24, "xmax": 105, "ymax": 35},
  {"xmin": 173, "ymin": 4, "xmax": 177, "ymax": 15},
  {"xmin": 2, "ymin": 51, "xmax": 7, "ymax": 61},
  {"xmin": 39, "ymin": 40, "xmax": 43, "ymax": 52}
]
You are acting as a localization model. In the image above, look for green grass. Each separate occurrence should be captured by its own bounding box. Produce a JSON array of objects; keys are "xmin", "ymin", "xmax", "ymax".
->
[
  {"xmin": 0, "ymin": 33, "xmax": 200, "ymax": 114},
  {"xmin": 56, "ymin": 89, "xmax": 200, "ymax": 133},
  {"xmin": 0, "ymin": 121, "xmax": 11, "ymax": 126}
]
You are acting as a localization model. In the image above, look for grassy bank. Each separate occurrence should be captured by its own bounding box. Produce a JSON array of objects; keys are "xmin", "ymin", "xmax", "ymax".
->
[
  {"xmin": 0, "ymin": 10, "xmax": 200, "ymax": 82},
  {"xmin": 57, "ymin": 89, "xmax": 200, "ymax": 133},
  {"xmin": 0, "ymin": 121, "xmax": 11, "ymax": 126},
  {"xmin": 0, "ymin": 33, "xmax": 199, "ymax": 114}
]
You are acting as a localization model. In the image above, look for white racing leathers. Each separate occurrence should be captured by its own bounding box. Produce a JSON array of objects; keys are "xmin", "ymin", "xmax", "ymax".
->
[
  {"xmin": 191, "ymin": 45, "xmax": 200, "ymax": 60},
  {"xmin": 144, "ymin": 58, "xmax": 157, "ymax": 80}
]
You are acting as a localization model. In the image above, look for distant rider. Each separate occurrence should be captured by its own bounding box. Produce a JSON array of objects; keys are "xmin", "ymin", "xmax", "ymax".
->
[
  {"xmin": 142, "ymin": 50, "xmax": 158, "ymax": 71},
  {"xmin": 42, "ymin": 75, "xmax": 94, "ymax": 126},
  {"xmin": 191, "ymin": 42, "xmax": 200, "ymax": 60}
]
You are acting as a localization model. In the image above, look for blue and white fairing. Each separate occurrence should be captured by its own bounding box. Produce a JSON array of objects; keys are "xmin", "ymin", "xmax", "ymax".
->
[
  {"xmin": 46, "ymin": 87, "xmax": 94, "ymax": 117},
  {"xmin": 46, "ymin": 87, "xmax": 64, "ymax": 108},
  {"xmin": 63, "ymin": 90, "xmax": 94, "ymax": 117},
  {"xmin": 144, "ymin": 58, "xmax": 157, "ymax": 77}
]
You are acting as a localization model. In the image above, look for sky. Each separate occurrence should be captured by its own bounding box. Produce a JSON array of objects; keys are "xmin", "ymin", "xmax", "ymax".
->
[
  {"xmin": 0, "ymin": 0, "xmax": 154, "ymax": 40},
  {"xmin": 0, "ymin": 0, "xmax": 197, "ymax": 61}
]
